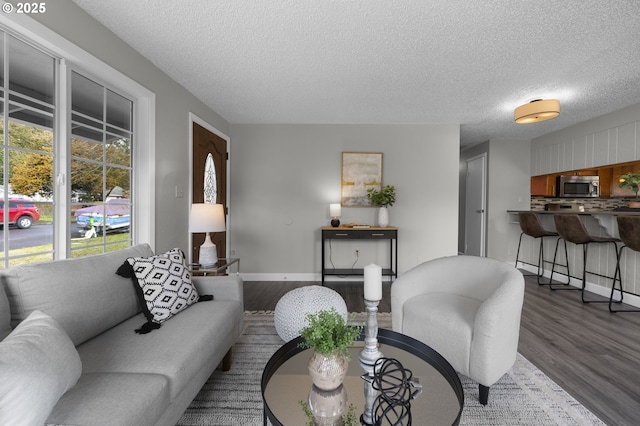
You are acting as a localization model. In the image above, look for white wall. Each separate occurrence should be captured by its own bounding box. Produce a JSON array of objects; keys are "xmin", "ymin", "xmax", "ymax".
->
[
  {"xmin": 29, "ymin": 0, "xmax": 230, "ymax": 253},
  {"xmin": 229, "ymin": 124, "xmax": 460, "ymax": 279},
  {"xmin": 486, "ymin": 139, "xmax": 531, "ymax": 262}
]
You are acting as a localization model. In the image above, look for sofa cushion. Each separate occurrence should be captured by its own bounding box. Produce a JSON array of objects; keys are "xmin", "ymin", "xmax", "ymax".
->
[
  {"xmin": 0, "ymin": 283, "xmax": 10, "ymax": 341},
  {"xmin": 117, "ymin": 248, "xmax": 199, "ymax": 332},
  {"xmin": 402, "ymin": 293, "xmax": 481, "ymax": 375},
  {"xmin": 77, "ymin": 299, "xmax": 243, "ymax": 401},
  {"xmin": 1, "ymin": 244, "xmax": 154, "ymax": 346},
  {"xmin": 0, "ymin": 310, "xmax": 82, "ymax": 425},
  {"xmin": 46, "ymin": 372, "xmax": 169, "ymax": 426}
]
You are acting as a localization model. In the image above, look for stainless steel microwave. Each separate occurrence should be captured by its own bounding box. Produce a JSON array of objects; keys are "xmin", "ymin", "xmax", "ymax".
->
[{"xmin": 556, "ymin": 175, "xmax": 599, "ymax": 198}]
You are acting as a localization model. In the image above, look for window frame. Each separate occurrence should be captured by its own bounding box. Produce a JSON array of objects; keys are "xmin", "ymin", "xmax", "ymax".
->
[{"xmin": 0, "ymin": 11, "xmax": 156, "ymax": 258}]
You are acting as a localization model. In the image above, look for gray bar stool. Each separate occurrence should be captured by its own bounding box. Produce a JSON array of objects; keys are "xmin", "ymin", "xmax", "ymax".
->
[
  {"xmin": 515, "ymin": 212, "xmax": 568, "ymax": 286},
  {"xmin": 609, "ymin": 216, "xmax": 640, "ymax": 313},
  {"xmin": 551, "ymin": 214, "xmax": 621, "ymax": 304}
]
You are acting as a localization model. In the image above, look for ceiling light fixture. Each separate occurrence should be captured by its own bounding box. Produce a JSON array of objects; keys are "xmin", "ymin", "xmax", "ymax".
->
[{"xmin": 514, "ymin": 99, "xmax": 560, "ymax": 124}]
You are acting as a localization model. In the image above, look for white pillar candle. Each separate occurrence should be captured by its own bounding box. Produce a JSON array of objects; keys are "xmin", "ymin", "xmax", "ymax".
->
[{"xmin": 364, "ymin": 263, "xmax": 382, "ymax": 301}]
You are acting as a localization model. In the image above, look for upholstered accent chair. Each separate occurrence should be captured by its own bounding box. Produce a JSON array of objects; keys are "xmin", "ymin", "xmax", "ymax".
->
[{"xmin": 391, "ymin": 255, "xmax": 525, "ymax": 405}]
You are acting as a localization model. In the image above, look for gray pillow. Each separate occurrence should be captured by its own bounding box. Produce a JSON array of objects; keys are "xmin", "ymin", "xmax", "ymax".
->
[{"xmin": 0, "ymin": 310, "xmax": 82, "ymax": 425}]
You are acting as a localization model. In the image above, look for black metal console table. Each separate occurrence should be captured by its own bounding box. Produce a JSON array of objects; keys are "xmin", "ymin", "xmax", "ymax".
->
[{"xmin": 321, "ymin": 226, "xmax": 398, "ymax": 285}]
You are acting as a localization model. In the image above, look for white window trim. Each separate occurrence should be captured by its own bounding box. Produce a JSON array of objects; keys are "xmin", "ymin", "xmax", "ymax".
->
[{"xmin": 0, "ymin": 9, "xmax": 156, "ymax": 254}]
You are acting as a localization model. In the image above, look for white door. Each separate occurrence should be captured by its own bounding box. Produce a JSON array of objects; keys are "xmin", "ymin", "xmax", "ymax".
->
[{"xmin": 465, "ymin": 154, "xmax": 487, "ymax": 256}]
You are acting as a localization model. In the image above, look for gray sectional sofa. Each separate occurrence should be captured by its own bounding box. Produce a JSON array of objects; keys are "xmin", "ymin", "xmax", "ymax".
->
[{"xmin": 0, "ymin": 244, "xmax": 244, "ymax": 426}]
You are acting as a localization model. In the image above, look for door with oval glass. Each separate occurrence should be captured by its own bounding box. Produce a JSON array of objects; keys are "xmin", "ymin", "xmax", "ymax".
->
[{"xmin": 192, "ymin": 121, "xmax": 227, "ymax": 262}]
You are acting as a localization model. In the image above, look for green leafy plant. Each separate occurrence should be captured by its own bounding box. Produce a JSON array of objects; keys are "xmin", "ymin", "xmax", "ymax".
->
[
  {"xmin": 299, "ymin": 400, "xmax": 358, "ymax": 426},
  {"xmin": 619, "ymin": 171, "xmax": 640, "ymax": 197},
  {"xmin": 298, "ymin": 309, "xmax": 363, "ymax": 359},
  {"xmin": 366, "ymin": 184, "xmax": 396, "ymax": 207}
]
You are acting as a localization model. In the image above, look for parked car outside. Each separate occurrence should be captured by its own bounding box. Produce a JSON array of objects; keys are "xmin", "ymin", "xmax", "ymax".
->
[{"xmin": 0, "ymin": 199, "xmax": 40, "ymax": 229}]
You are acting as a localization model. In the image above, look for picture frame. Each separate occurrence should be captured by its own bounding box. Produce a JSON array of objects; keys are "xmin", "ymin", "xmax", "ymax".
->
[{"xmin": 341, "ymin": 152, "xmax": 382, "ymax": 207}]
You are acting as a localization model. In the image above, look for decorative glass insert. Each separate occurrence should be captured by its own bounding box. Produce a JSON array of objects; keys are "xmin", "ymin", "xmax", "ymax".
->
[{"xmin": 203, "ymin": 153, "xmax": 217, "ymax": 204}]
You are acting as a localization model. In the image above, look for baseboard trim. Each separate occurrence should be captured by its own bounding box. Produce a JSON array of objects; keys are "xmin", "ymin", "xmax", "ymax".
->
[
  {"xmin": 239, "ymin": 273, "xmax": 385, "ymax": 282},
  {"xmin": 517, "ymin": 263, "xmax": 640, "ymax": 309}
]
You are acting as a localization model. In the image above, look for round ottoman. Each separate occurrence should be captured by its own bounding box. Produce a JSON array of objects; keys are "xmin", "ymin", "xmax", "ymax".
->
[{"xmin": 274, "ymin": 285, "xmax": 348, "ymax": 342}]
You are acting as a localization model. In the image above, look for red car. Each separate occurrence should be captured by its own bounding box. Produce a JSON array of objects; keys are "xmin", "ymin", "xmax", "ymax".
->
[{"xmin": 0, "ymin": 199, "xmax": 40, "ymax": 229}]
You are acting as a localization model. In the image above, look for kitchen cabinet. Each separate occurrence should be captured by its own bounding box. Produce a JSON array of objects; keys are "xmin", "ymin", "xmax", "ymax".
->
[{"xmin": 531, "ymin": 160, "xmax": 640, "ymax": 197}]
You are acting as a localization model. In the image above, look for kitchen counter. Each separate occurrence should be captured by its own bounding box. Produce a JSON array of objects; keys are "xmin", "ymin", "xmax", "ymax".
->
[{"xmin": 507, "ymin": 209, "xmax": 640, "ymax": 241}]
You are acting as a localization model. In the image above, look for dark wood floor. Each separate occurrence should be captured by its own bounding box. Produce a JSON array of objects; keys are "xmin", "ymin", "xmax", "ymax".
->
[{"xmin": 243, "ymin": 278, "xmax": 640, "ymax": 425}]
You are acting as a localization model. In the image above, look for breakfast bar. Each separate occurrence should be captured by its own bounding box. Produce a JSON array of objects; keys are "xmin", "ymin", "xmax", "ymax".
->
[{"xmin": 508, "ymin": 207, "xmax": 640, "ymax": 309}]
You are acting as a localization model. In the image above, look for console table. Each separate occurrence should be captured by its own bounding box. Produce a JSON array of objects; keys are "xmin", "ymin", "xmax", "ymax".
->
[{"xmin": 321, "ymin": 226, "xmax": 398, "ymax": 285}]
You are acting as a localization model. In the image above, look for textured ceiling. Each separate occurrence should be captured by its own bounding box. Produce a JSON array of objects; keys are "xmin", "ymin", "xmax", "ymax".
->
[{"xmin": 72, "ymin": 0, "xmax": 640, "ymax": 148}]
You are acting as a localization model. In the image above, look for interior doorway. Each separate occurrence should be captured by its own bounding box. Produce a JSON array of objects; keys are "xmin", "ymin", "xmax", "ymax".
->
[
  {"xmin": 190, "ymin": 117, "xmax": 229, "ymax": 263},
  {"xmin": 464, "ymin": 153, "xmax": 487, "ymax": 256}
]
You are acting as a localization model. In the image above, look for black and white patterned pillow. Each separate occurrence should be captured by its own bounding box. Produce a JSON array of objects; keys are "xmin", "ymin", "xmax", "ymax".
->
[{"xmin": 117, "ymin": 248, "xmax": 199, "ymax": 333}]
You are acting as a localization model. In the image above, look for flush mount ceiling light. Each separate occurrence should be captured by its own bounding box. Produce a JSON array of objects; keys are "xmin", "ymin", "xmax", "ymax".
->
[{"xmin": 514, "ymin": 99, "xmax": 560, "ymax": 124}]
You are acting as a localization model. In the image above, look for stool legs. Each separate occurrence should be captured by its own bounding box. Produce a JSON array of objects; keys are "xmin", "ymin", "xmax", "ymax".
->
[
  {"xmin": 609, "ymin": 246, "xmax": 640, "ymax": 313},
  {"xmin": 580, "ymin": 242, "xmax": 621, "ymax": 305},
  {"xmin": 548, "ymin": 237, "xmax": 573, "ymax": 290},
  {"xmin": 515, "ymin": 233, "xmax": 568, "ymax": 286}
]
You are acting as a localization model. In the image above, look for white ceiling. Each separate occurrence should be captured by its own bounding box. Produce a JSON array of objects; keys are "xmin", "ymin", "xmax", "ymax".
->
[{"xmin": 72, "ymin": 0, "xmax": 640, "ymax": 148}]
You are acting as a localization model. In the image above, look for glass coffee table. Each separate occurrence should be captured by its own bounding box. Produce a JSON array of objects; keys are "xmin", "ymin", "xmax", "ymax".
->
[{"xmin": 261, "ymin": 328, "xmax": 464, "ymax": 425}]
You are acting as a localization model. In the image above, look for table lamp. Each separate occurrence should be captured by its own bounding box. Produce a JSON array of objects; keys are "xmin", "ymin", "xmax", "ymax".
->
[
  {"xmin": 189, "ymin": 203, "xmax": 226, "ymax": 267},
  {"xmin": 330, "ymin": 203, "xmax": 341, "ymax": 227}
]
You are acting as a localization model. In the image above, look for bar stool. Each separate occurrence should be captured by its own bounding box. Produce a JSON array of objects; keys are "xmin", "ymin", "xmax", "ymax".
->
[
  {"xmin": 609, "ymin": 216, "xmax": 640, "ymax": 313},
  {"xmin": 551, "ymin": 214, "xmax": 621, "ymax": 304},
  {"xmin": 515, "ymin": 212, "xmax": 568, "ymax": 286}
]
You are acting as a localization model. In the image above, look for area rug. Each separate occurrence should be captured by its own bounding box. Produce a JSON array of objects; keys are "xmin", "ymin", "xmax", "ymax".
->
[{"xmin": 177, "ymin": 312, "xmax": 605, "ymax": 426}]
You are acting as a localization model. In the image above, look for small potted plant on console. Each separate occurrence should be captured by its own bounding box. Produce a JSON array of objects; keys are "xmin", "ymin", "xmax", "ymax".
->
[
  {"xmin": 618, "ymin": 171, "xmax": 640, "ymax": 208},
  {"xmin": 367, "ymin": 184, "xmax": 396, "ymax": 227}
]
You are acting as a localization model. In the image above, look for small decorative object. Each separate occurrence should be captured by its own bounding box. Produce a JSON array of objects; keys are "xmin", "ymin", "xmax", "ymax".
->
[
  {"xmin": 359, "ymin": 264, "xmax": 384, "ymax": 425},
  {"xmin": 330, "ymin": 203, "xmax": 342, "ymax": 227},
  {"xmin": 618, "ymin": 171, "xmax": 640, "ymax": 208},
  {"xmin": 371, "ymin": 358, "xmax": 423, "ymax": 426},
  {"xmin": 299, "ymin": 309, "xmax": 363, "ymax": 391},
  {"xmin": 367, "ymin": 185, "xmax": 396, "ymax": 227}
]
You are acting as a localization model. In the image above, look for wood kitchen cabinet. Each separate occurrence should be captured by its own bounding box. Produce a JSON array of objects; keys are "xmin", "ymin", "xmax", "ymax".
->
[{"xmin": 531, "ymin": 160, "xmax": 640, "ymax": 197}]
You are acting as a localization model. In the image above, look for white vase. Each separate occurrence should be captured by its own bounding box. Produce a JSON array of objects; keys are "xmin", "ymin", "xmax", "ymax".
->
[
  {"xmin": 308, "ymin": 351, "xmax": 348, "ymax": 391},
  {"xmin": 378, "ymin": 206, "xmax": 389, "ymax": 227}
]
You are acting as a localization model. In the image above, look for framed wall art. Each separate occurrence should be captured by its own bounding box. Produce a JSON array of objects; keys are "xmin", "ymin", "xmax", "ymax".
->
[{"xmin": 341, "ymin": 152, "xmax": 382, "ymax": 207}]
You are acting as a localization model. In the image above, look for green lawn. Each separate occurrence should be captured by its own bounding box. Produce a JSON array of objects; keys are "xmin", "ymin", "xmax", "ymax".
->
[{"xmin": 3, "ymin": 232, "xmax": 131, "ymax": 267}]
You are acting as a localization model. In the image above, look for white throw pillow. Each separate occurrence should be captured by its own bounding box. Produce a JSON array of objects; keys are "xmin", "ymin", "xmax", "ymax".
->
[{"xmin": 0, "ymin": 310, "xmax": 82, "ymax": 425}]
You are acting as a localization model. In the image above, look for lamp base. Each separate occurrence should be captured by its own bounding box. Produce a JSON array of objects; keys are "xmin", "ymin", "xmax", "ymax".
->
[
  {"xmin": 198, "ymin": 234, "xmax": 218, "ymax": 267},
  {"xmin": 331, "ymin": 218, "xmax": 340, "ymax": 227}
]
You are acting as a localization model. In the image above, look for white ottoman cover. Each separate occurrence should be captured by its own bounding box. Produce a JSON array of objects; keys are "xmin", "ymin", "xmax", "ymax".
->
[{"xmin": 274, "ymin": 285, "xmax": 348, "ymax": 342}]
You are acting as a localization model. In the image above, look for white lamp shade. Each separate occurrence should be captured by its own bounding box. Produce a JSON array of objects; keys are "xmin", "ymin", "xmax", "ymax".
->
[
  {"xmin": 189, "ymin": 203, "xmax": 226, "ymax": 233},
  {"xmin": 330, "ymin": 203, "xmax": 341, "ymax": 217}
]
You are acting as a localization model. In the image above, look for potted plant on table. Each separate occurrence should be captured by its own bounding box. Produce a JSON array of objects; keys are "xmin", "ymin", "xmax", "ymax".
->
[
  {"xmin": 299, "ymin": 309, "xmax": 362, "ymax": 426},
  {"xmin": 366, "ymin": 184, "xmax": 396, "ymax": 227},
  {"xmin": 299, "ymin": 308, "xmax": 363, "ymax": 391},
  {"xmin": 618, "ymin": 171, "xmax": 640, "ymax": 208}
]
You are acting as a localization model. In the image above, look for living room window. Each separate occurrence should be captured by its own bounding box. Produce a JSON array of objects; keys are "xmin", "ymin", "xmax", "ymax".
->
[
  {"xmin": 69, "ymin": 71, "xmax": 133, "ymax": 258},
  {"xmin": 0, "ymin": 20, "xmax": 154, "ymax": 267},
  {"xmin": 0, "ymin": 33, "xmax": 56, "ymax": 267}
]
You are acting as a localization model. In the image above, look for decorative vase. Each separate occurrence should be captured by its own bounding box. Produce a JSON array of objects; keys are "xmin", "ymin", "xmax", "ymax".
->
[
  {"xmin": 378, "ymin": 206, "xmax": 389, "ymax": 227},
  {"xmin": 308, "ymin": 384, "xmax": 348, "ymax": 426},
  {"xmin": 308, "ymin": 351, "xmax": 348, "ymax": 391}
]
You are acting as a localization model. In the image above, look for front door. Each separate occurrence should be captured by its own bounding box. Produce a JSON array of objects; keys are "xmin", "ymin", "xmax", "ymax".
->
[{"xmin": 192, "ymin": 121, "xmax": 228, "ymax": 261}]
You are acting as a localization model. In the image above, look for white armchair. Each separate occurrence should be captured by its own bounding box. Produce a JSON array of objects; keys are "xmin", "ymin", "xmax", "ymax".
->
[{"xmin": 391, "ymin": 255, "xmax": 524, "ymax": 405}]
